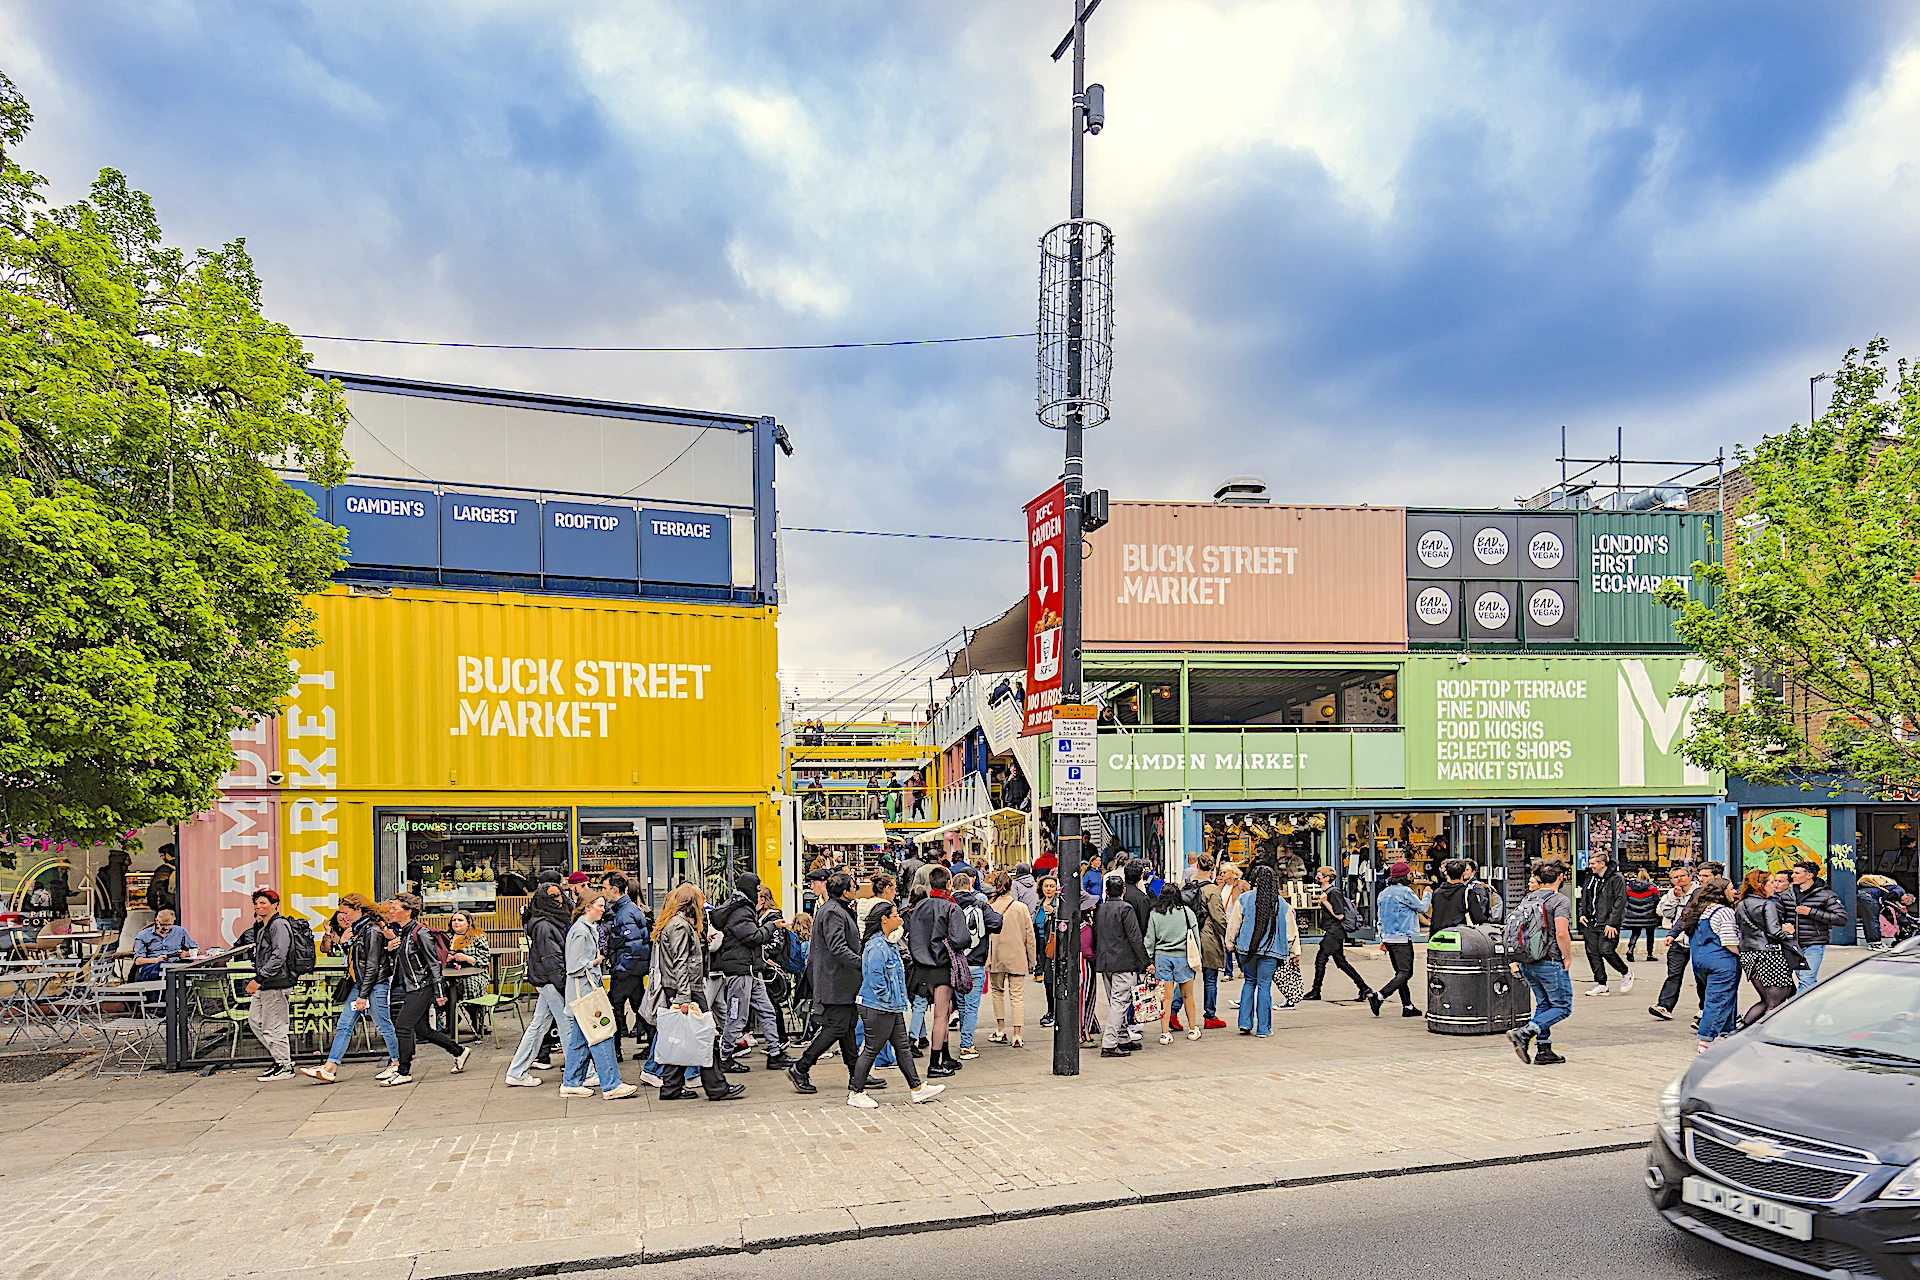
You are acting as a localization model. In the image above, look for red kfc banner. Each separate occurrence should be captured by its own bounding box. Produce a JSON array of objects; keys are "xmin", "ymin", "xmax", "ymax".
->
[{"xmin": 1023, "ymin": 483, "xmax": 1066, "ymax": 736}]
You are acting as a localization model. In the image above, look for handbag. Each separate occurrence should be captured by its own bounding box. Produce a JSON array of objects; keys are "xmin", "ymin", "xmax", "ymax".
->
[
  {"xmin": 1131, "ymin": 982, "xmax": 1163, "ymax": 1023},
  {"xmin": 569, "ymin": 982, "xmax": 617, "ymax": 1046},
  {"xmin": 1183, "ymin": 909, "xmax": 1203, "ymax": 971},
  {"xmin": 655, "ymin": 1005, "xmax": 717, "ymax": 1067},
  {"xmin": 940, "ymin": 901, "xmax": 975, "ymax": 994}
]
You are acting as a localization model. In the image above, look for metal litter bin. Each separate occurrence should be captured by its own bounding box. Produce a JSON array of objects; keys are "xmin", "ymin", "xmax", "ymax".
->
[{"xmin": 1426, "ymin": 925, "xmax": 1531, "ymax": 1036}]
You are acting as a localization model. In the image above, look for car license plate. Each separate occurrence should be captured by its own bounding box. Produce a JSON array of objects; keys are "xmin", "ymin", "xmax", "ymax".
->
[{"xmin": 1682, "ymin": 1176, "xmax": 1814, "ymax": 1241}]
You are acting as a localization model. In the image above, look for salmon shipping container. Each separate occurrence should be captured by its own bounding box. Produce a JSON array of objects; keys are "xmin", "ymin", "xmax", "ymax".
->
[{"xmin": 1083, "ymin": 502, "xmax": 1408, "ymax": 651}]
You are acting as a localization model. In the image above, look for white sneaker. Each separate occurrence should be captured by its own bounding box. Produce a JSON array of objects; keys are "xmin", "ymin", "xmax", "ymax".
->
[
  {"xmin": 374, "ymin": 1061, "xmax": 399, "ymax": 1082},
  {"xmin": 1619, "ymin": 975, "xmax": 1635, "ymax": 993},
  {"xmin": 1586, "ymin": 985, "xmax": 1610, "ymax": 996},
  {"xmin": 847, "ymin": 1091, "xmax": 879, "ymax": 1109},
  {"xmin": 639, "ymin": 1070, "xmax": 664, "ymax": 1088},
  {"xmin": 450, "ymin": 1047, "xmax": 473, "ymax": 1074},
  {"xmin": 504, "ymin": 1075, "xmax": 540, "ymax": 1088},
  {"xmin": 559, "ymin": 1085, "xmax": 594, "ymax": 1098},
  {"xmin": 603, "ymin": 1082, "xmax": 639, "ymax": 1100},
  {"xmin": 380, "ymin": 1073, "xmax": 413, "ymax": 1087},
  {"xmin": 909, "ymin": 1083, "xmax": 945, "ymax": 1104}
]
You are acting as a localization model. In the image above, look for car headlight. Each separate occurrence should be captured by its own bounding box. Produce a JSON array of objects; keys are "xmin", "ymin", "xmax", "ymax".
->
[
  {"xmin": 1879, "ymin": 1162, "xmax": 1920, "ymax": 1202},
  {"xmin": 1658, "ymin": 1078, "xmax": 1682, "ymax": 1145}
]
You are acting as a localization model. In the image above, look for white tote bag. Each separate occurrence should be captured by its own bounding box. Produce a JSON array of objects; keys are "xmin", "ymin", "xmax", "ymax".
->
[{"xmin": 655, "ymin": 1006, "xmax": 718, "ymax": 1067}]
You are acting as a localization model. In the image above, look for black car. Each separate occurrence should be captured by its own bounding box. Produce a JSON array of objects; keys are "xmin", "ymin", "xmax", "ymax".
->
[{"xmin": 1646, "ymin": 940, "xmax": 1920, "ymax": 1277}]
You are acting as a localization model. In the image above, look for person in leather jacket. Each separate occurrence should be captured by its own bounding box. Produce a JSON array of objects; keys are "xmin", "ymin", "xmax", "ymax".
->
[
  {"xmin": 1577, "ymin": 851, "xmax": 1631, "ymax": 995},
  {"xmin": 1779, "ymin": 860, "xmax": 1848, "ymax": 992},
  {"xmin": 1734, "ymin": 870, "xmax": 1796, "ymax": 1028},
  {"xmin": 301, "ymin": 895, "xmax": 400, "ymax": 1084},
  {"xmin": 384, "ymin": 892, "xmax": 466, "ymax": 1086}
]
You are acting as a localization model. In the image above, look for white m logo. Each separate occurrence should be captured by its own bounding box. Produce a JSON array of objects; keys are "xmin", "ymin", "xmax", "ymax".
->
[{"xmin": 1618, "ymin": 659, "xmax": 1710, "ymax": 787}]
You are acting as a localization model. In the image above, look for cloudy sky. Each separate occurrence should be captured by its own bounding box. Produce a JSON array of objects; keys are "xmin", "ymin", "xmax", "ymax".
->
[{"xmin": 8, "ymin": 1, "xmax": 1920, "ymax": 700}]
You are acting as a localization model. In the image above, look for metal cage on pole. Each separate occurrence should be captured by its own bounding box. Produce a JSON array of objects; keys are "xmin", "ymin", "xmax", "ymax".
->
[{"xmin": 1037, "ymin": 219, "xmax": 1115, "ymax": 430}]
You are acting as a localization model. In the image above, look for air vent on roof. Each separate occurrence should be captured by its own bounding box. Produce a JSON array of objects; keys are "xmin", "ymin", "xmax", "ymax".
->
[{"xmin": 1213, "ymin": 475, "xmax": 1270, "ymax": 504}]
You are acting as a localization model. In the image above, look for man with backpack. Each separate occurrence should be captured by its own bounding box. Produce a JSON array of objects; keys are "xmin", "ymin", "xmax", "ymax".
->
[
  {"xmin": 1304, "ymin": 864, "xmax": 1372, "ymax": 1004},
  {"xmin": 949, "ymin": 871, "xmax": 1003, "ymax": 1061},
  {"xmin": 236, "ymin": 888, "xmax": 314, "ymax": 1082},
  {"xmin": 1506, "ymin": 861, "xmax": 1576, "ymax": 1066}
]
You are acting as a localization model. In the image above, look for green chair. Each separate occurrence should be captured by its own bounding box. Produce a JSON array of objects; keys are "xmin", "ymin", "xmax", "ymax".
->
[
  {"xmin": 188, "ymin": 973, "xmax": 250, "ymax": 1059},
  {"xmin": 459, "ymin": 968, "xmax": 517, "ymax": 1048}
]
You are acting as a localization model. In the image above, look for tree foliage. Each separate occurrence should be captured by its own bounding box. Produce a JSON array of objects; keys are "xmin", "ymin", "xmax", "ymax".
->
[
  {"xmin": 0, "ymin": 71, "xmax": 347, "ymax": 844},
  {"xmin": 1659, "ymin": 337, "xmax": 1920, "ymax": 794}
]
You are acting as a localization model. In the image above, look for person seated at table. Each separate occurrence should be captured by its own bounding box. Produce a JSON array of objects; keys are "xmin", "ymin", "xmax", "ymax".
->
[
  {"xmin": 132, "ymin": 909, "xmax": 196, "ymax": 981},
  {"xmin": 446, "ymin": 911, "xmax": 493, "ymax": 1037}
]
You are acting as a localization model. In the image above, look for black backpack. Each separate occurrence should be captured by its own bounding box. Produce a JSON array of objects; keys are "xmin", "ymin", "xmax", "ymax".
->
[{"xmin": 283, "ymin": 916, "xmax": 318, "ymax": 977}]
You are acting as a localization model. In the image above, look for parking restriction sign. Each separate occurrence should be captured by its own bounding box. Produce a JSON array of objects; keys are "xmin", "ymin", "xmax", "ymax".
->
[{"xmin": 1051, "ymin": 705, "xmax": 1098, "ymax": 815}]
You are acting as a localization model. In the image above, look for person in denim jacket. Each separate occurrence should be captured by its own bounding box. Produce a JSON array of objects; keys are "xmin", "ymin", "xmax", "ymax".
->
[
  {"xmin": 1369, "ymin": 861, "xmax": 1430, "ymax": 1019},
  {"xmin": 848, "ymin": 901, "xmax": 944, "ymax": 1109}
]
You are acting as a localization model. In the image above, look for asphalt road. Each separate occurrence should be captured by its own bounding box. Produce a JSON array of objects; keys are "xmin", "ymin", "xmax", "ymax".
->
[{"xmin": 596, "ymin": 1150, "xmax": 1780, "ymax": 1280}]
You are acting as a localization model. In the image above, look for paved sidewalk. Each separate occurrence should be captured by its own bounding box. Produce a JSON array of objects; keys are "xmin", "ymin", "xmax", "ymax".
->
[{"xmin": 0, "ymin": 947, "xmax": 1773, "ymax": 1280}]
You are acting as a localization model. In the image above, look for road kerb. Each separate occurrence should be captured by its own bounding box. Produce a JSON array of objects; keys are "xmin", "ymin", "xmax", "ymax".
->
[{"xmin": 302, "ymin": 1126, "xmax": 1652, "ymax": 1280}]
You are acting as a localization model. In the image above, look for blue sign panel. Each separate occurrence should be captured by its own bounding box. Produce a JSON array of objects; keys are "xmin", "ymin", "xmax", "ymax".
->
[
  {"xmin": 285, "ymin": 479, "xmax": 330, "ymax": 521},
  {"xmin": 334, "ymin": 485, "xmax": 437, "ymax": 568},
  {"xmin": 640, "ymin": 509, "xmax": 730, "ymax": 586},
  {"xmin": 441, "ymin": 492, "xmax": 540, "ymax": 574},
  {"xmin": 545, "ymin": 501, "xmax": 638, "ymax": 581}
]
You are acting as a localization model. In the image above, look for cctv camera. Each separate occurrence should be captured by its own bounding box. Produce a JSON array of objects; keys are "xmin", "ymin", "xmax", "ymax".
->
[
  {"xmin": 266, "ymin": 769, "xmax": 286, "ymax": 785},
  {"xmin": 1083, "ymin": 84, "xmax": 1106, "ymax": 135}
]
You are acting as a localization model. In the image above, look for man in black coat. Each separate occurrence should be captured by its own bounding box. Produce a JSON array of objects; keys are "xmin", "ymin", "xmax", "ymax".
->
[
  {"xmin": 1092, "ymin": 876, "xmax": 1147, "ymax": 1057},
  {"xmin": 1578, "ymin": 850, "xmax": 1631, "ymax": 995},
  {"xmin": 788, "ymin": 872, "xmax": 862, "ymax": 1095}
]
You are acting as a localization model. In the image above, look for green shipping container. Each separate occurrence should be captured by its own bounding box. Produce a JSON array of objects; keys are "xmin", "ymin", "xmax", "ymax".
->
[{"xmin": 1576, "ymin": 510, "xmax": 1718, "ymax": 647}]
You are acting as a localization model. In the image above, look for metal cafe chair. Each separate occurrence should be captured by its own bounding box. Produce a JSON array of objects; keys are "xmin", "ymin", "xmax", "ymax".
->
[
  {"xmin": 0, "ymin": 958, "xmax": 84, "ymax": 1049},
  {"xmin": 458, "ymin": 970, "xmax": 515, "ymax": 1049}
]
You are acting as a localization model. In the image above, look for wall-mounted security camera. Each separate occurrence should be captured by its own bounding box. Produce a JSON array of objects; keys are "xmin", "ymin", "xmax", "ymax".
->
[
  {"xmin": 266, "ymin": 769, "xmax": 286, "ymax": 786},
  {"xmin": 1083, "ymin": 83, "xmax": 1106, "ymax": 134}
]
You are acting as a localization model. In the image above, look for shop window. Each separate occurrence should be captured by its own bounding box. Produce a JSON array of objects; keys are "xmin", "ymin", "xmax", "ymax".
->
[
  {"xmin": 379, "ymin": 809, "xmax": 571, "ymax": 918},
  {"xmin": 1201, "ymin": 811, "xmax": 1329, "ymax": 891},
  {"xmin": 1597, "ymin": 808, "xmax": 1704, "ymax": 874},
  {"xmin": 1372, "ymin": 811, "xmax": 1451, "ymax": 886}
]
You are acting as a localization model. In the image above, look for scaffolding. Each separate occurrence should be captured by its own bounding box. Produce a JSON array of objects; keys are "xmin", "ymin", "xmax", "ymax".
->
[{"xmin": 1522, "ymin": 427, "xmax": 1726, "ymax": 520}]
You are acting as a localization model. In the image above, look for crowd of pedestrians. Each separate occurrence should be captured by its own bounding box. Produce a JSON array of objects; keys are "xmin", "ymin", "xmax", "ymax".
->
[{"xmin": 200, "ymin": 838, "xmax": 1902, "ymax": 1095}]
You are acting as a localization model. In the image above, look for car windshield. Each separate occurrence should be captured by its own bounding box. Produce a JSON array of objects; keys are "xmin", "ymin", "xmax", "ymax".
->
[{"xmin": 1763, "ymin": 959, "xmax": 1920, "ymax": 1058}]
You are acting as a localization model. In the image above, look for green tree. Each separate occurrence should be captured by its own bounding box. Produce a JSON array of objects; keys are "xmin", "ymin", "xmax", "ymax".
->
[
  {"xmin": 0, "ymin": 71, "xmax": 347, "ymax": 848},
  {"xmin": 1660, "ymin": 337, "xmax": 1920, "ymax": 794}
]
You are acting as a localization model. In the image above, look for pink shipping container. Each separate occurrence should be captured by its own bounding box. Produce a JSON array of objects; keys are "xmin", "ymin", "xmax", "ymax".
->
[{"xmin": 1083, "ymin": 502, "xmax": 1408, "ymax": 650}]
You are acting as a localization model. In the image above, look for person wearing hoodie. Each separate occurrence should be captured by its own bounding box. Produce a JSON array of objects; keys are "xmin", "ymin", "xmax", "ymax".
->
[
  {"xmin": 1621, "ymin": 864, "xmax": 1662, "ymax": 961},
  {"xmin": 505, "ymin": 883, "xmax": 573, "ymax": 1087},
  {"xmin": 949, "ymin": 870, "xmax": 1002, "ymax": 1061},
  {"xmin": 1010, "ymin": 863, "xmax": 1042, "ymax": 914},
  {"xmin": 1427, "ymin": 861, "xmax": 1490, "ymax": 934},
  {"xmin": 710, "ymin": 872, "xmax": 791, "ymax": 1071}
]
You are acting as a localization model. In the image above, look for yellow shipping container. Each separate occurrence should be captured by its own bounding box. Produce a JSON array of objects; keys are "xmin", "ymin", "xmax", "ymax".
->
[{"xmin": 228, "ymin": 587, "xmax": 782, "ymax": 930}]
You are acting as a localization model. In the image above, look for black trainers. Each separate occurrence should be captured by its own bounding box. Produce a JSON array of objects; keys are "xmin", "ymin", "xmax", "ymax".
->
[
  {"xmin": 1507, "ymin": 1027, "xmax": 1533, "ymax": 1064},
  {"xmin": 1533, "ymin": 1047, "xmax": 1567, "ymax": 1065},
  {"xmin": 786, "ymin": 1066, "xmax": 816, "ymax": 1095},
  {"xmin": 1366, "ymin": 993, "xmax": 1383, "ymax": 1017},
  {"xmin": 1400, "ymin": 1006, "xmax": 1423, "ymax": 1018},
  {"xmin": 1301, "ymin": 991, "xmax": 1322, "ymax": 1001},
  {"xmin": 1099, "ymin": 1047, "xmax": 1131, "ymax": 1058}
]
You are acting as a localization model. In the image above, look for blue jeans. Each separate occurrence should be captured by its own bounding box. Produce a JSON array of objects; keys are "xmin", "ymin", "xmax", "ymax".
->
[
  {"xmin": 325, "ymin": 981, "xmax": 399, "ymax": 1063},
  {"xmin": 1520, "ymin": 962, "xmax": 1572, "ymax": 1044},
  {"xmin": 1695, "ymin": 949, "xmax": 1743, "ymax": 1040},
  {"xmin": 959, "ymin": 965, "xmax": 986, "ymax": 1048},
  {"xmin": 508, "ymin": 985, "xmax": 566, "ymax": 1079},
  {"xmin": 909, "ymin": 993, "xmax": 928, "ymax": 1041},
  {"xmin": 1238, "ymin": 956, "xmax": 1279, "ymax": 1035},
  {"xmin": 1795, "ymin": 944, "xmax": 1826, "ymax": 995},
  {"xmin": 563, "ymin": 1003, "xmax": 623, "ymax": 1092},
  {"xmin": 1171, "ymin": 968, "xmax": 1220, "ymax": 1020}
]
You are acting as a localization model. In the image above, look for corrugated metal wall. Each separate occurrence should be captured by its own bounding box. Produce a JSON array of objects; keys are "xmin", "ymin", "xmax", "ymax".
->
[
  {"xmin": 292, "ymin": 588, "xmax": 779, "ymax": 796},
  {"xmin": 1084, "ymin": 502, "xmax": 1408, "ymax": 650},
  {"xmin": 1576, "ymin": 511, "xmax": 1718, "ymax": 648}
]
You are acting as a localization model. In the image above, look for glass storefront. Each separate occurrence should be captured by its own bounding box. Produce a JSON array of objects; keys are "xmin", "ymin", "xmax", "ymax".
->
[
  {"xmin": 1201, "ymin": 809, "xmax": 1331, "ymax": 917},
  {"xmin": 377, "ymin": 808, "xmax": 572, "ymax": 914},
  {"xmin": 1584, "ymin": 807, "xmax": 1705, "ymax": 873},
  {"xmin": 1861, "ymin": 810, "xmax": 1919, "ymax": 895},
  {"xmin": 577, "ymin": 810, "xmax": 755, "ymax": 914}
]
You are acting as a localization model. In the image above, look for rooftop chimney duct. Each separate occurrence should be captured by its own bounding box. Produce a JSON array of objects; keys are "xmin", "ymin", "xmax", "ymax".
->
[{"xmin": 1213, "ymin": 475, "xmax": 1270, "ymax": 504}]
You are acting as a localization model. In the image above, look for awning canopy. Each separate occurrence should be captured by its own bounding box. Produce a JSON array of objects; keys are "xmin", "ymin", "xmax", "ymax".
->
[
  {"xmin": 800, "ymin": 819, "xmax": 889, "ymax": 846},
  {"xmin": 943, "ymin": 598, "xmax": 1027, "ymax": 679}
]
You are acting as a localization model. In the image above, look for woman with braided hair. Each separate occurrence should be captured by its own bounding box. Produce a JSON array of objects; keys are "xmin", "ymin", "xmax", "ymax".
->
[{"xmin": 1232, "ymin": 864, "xmax": 1294, "ymax": 1038}]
